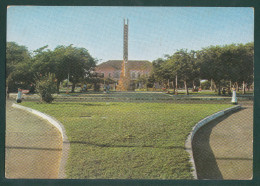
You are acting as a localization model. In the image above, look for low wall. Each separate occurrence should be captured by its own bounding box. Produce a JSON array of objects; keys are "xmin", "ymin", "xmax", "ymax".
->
[{"xmin": 185, "ymin": 105, "xmax": 241, "ymax": 179}]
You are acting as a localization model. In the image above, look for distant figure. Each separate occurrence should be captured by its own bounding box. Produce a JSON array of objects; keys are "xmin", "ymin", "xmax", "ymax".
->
[
  {"xmin": 29, "ymin": 84, "xmax": 35, "ymax": 94},
  {"xmin": 103, "ymin": 84, "xmax": 106, "ymax": 93},
  {"xmin": 82, "ymin": 84, "xmax": 87, "ymax": 92},
  {"xmin": 222, "ymin": 88, "xmax": 226, "ymax": 96},
  {"xmin": 16, "ymin": 88, "xmax": 22, "ymax": 103},
  {"xmin": 106, "ymin": 84, "xmax": 110, "ymax": 93}
]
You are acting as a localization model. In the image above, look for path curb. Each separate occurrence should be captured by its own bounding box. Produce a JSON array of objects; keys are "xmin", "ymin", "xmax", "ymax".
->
[
  {"xmin": 12, "ymin": 103, "xmax": 70, "ymax": 179},
  {"xmin": 185, "ymin": 105, "xmax": 241, "ymax": 179}
]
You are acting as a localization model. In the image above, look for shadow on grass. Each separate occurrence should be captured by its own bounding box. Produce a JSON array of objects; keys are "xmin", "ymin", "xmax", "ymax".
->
[
  {"xmin": 6, "ymin": 146, "xmax": 62, "ymax": 151},
  {"xmin": 51, "ymin": 102, "xmax": 114, "ymax": 107},
  {"xmin": 192, "ymin": 109, "xmax": 243, "ymax": 180},
  {"xmin": 66, "ymin": 141, "xmax": 186, "ymax": 150}
]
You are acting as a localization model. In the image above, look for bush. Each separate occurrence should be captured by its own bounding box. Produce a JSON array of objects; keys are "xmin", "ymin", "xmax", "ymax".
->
[
  {"xmin": 201, "ymin": 80, "xmax": 210, "ymax": 90},
  {"xmin": 35, "ymin": 73, "xmax": 57, "ymax": 103},
  {"xmin": 94, "ymin": 83, "xmax": 100, "ymax": 91}
]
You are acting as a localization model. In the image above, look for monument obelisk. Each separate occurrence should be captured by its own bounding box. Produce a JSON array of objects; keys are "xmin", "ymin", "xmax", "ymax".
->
[{"xmin": 116, "ymin": 19, "xmax": 131, "ymax": 91}]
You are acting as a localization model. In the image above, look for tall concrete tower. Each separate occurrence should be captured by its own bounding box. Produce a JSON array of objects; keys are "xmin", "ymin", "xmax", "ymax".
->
[
  {"xmin": 116, "ymin": 18, "xmax": 131, "ymax": 91},
  {"xmin": 123, "ymin": 19, "xmax": 128, "ymax": 76}
]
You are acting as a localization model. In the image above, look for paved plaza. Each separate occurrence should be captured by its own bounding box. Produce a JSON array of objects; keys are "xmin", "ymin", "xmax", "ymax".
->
[
  {"xmin": 5, "ymin": 100, "xmax": 62, "ymax": 179},
  {"xmin": 192, "ymin": 102, "xmax": 253, "ymax": 180}
]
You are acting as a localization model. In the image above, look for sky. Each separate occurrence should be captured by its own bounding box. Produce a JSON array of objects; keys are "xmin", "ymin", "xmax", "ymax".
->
[{"xmin": 7, "ymin": 6, "xmax": 254, "ymax": 64}]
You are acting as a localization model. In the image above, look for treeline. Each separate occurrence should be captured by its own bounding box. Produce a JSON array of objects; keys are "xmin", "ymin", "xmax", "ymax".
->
[
  {"xmin": 149, "ymin": 42, "xmax": 254, "ymax": 95},
  {"xmin": 6, "ymin": 42, "xmax": 254, "ymax": 95},
  {"xmin": 6, "ymin": 42, "xmax": 96, "ymax": 93}
]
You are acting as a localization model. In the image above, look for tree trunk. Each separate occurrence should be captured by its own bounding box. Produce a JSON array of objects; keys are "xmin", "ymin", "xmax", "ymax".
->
[
  {"xmin": 184, "ymin": 80, "xmax": 189, "ymax": 95},
  {"xmin": 192, "ymin": 80, "xmax": 195, "ymax": 91},
  {"xmin": 175, "ymin": 74, "xmax": 178, "ymax": 95},
  {"xmin": 214, "ymin": 81, "xmax": 217, "ymax": 92},
  {"xmin": 56, "ymin": 81, "xmax": 60, "ymax": 94},
  {"xmin": 71, "ymin": 82, "xmax": 76, "ymax": 93},
  {"xmin": 236, "ymin": 82, "xmax": 239, "ymax": 92},
  {"xmin": 172, "ymin": 81, "xmax": 175, "ymax": 94},
  {"xmin": 210, "ymin": 79, "xmax": 213, "ymax": 91},
  {"xmin": 242, "ymin": 81, "xmax": 246, "ymax": 95},
  {"xmin": 218, "ymin": 82, "xmax": 221, "ymax": 95},
  {"xmin": 230, "ymin": 80, "xmax": 232, "ymax": 90}
]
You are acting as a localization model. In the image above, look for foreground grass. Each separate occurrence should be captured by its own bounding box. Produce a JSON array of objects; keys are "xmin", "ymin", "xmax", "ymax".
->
[{"xmin": 21, "ymin": 101, "xmax": 232, "ymax": 179}]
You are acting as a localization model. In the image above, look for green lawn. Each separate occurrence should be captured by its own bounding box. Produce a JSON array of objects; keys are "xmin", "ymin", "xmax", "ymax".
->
[{"xmin": 21, "ymin": 101, "xmax": 232, "ymax": 179}]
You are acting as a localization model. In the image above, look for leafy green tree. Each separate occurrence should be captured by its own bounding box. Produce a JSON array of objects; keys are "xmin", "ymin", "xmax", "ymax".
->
[
  {"xmin": 85, "ymin": 71, "xmax": 103, "ymax": 91},
  {"xmin": 136, "ymin": 74, "xmax": 149, "ymax": 89},
  {"xmin": 30, "ymin": 45, "xmax": 96, "ymax": 93},
  {"xmin": 51, "ymin": 45, "xmax": 71, "ymax": 93},
  {"xmin": 6, "ymin": 42, "xmax": 31, "ymax": 77},
  {"xmin": 6, "ymin": 42, "xmax": 31, "ymax": 93},
  {"xmin": 197, "ymin": 43, "xmax": 254, "ymax": 95},
  {"xmin": 52, "ymin": 45, "xmax": 96, "ymax": 93},
  {"xmin": 201, "ymin": 80, "xmax": 211, "ymax": 90},
  {"xmin": 197, "ymin": 46, "xmax": 228, "ymax": 95},
  {"xmin": 166, "ymin": 49, "xmax": 198, "ymax": 95},
  {"xmin": 152, "ymin": 58, "xmax": 168, "ymax": 83},
  {"xmin": 35, "ymin": 73, "xmax": 57, "ymax": 103},
  {"xmin": 233, "ymin": 43, "xmax": 254, "ymax": 94},
  {"xmin": 152, "ymin": 57, "xmax": 177, "ymax": 92},
  {"xmin": 31, "ymin": 46, "xmax": 56, "ymax": 78}
]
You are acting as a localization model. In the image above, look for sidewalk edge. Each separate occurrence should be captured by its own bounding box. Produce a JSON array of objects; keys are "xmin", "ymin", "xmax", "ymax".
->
[
  {"xmin": 185, "ymin": 105, "xmax": 241, "ymax": 179},
  {"xmin": 12, "ymin": 103, "xmax": 70, "ymax": 179}
]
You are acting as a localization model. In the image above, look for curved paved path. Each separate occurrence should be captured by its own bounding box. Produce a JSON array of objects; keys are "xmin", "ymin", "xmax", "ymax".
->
[
  {"xmin": 5, "ymin": 100, "xmax": 62, "ymax": 179},
  {"xmin": 192, "ymin": 102, "xmax": 253, "ymax": 180}
]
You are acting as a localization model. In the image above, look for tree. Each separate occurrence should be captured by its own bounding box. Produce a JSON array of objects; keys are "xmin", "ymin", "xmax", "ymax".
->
[
  {"xmin": 6, "ymin": 42, "xmax": 31, "ymax": 93},
  {"xmin": 52, "ymin": 45, "xmax": 96, "ymax": 93},
  {"xmin": 197, "ymin": 43, "xmax": 254, "ymax": 95},
  {"xmin": 30, "ymin": 45, "xmax": 97, "ymax": 93},
  {"xmin": 31, "ymin": 46, "xmax": 56, "ymax": 80},
  {"xmin": 35, "ymin": 73, "xmax": 57, "ymax": 103},
  {"xmin": 85, "ymin": 72, "xmax": 103, "ymax": 91},
  {"xmin": 197, "ymin": 46, "xmax": 227, "ymax": 95},
  {"xmin": 233, "ymin": 43, "xmax": 254, "ymax": 94},
  {"xmin": 51, "ymin": 45, "xmax": 71, "ymax": 93},
  {"xmin": 152, "ymin": 57, "xmax": 177, "ymax": 92},
  {"xmin": 6, "ymin": 42, "xmax": 31, "ymax": 77},
  {"xmin": 166, "ymin": 49, "xmax": 198, "ymax": 95},
  {"xmin": 152, "ymin": 58, "xmax": 168, "ymax": 83},
  {"xmin": 136, "ymin": 75, "xmax": 149, "ymax": 89}
]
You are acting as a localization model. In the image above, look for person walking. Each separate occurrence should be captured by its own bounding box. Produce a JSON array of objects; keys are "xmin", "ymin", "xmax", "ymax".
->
[{"xmin": 16, "ymin": 88, "xmax": 22, "ymax": 103}]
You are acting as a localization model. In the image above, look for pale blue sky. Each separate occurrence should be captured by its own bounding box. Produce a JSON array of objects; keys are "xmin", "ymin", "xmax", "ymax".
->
[{"xmin": 7, "ymin": 6, "xmax": 254, "ymax": 63}]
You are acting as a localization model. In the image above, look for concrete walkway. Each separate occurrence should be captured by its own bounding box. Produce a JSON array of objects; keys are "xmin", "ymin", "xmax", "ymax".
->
[
  {"xmin": 192, "ymin": 102, "xmax": 253, "ymax": 180},
  {"xmin": 5, "ymin": 100, "xmax": 62, "ymax": 179}
]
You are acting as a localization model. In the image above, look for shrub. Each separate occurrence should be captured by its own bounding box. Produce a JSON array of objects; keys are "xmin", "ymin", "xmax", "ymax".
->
[
  {"xmin": 35, "ymin": 73, "xmax": 57, "ymax": 103},
  {"xmin": 94, "ymin": 83, "xmax": 100, "ymax": 91},
  {"xmin": 201, "ymin": 80, "xmax": 210, "ymax": 90}
]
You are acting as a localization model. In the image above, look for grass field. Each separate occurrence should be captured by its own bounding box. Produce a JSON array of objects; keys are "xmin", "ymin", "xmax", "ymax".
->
[{"xmin": 21, "ymin": 101, "xmax": 232, "ymax": 179}]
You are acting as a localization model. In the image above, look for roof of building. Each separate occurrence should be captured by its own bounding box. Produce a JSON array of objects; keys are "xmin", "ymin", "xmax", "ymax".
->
[{"xmin": 96, "ymin": 60, "xmax": 152, "ymax": 71}]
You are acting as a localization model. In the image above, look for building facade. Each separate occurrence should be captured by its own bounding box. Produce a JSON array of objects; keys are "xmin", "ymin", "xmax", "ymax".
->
[{"xmin": 95, "ymin": 60, "xmax": 152, "ymax": 90}]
